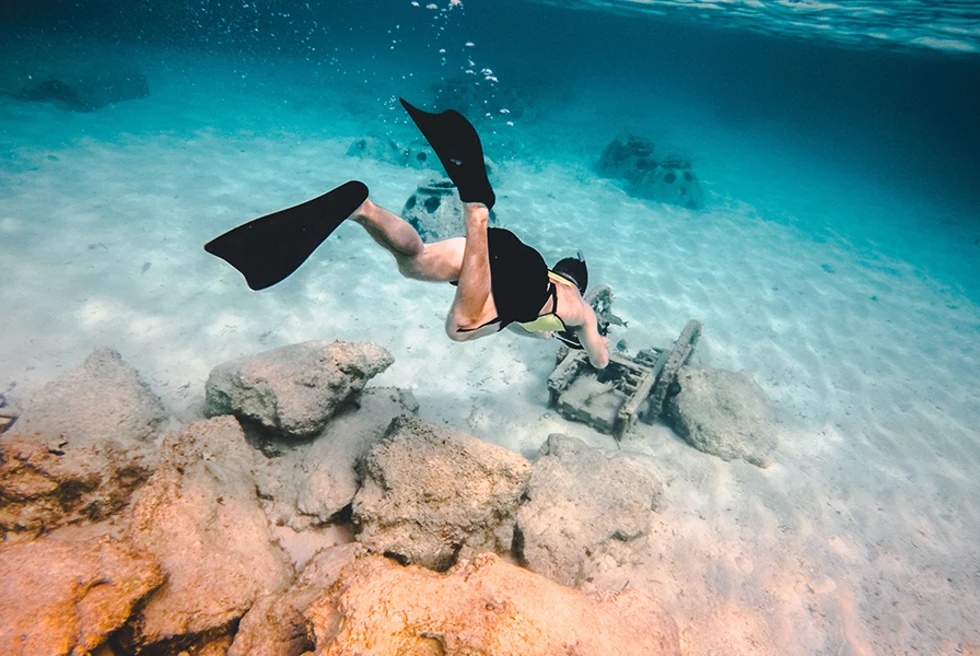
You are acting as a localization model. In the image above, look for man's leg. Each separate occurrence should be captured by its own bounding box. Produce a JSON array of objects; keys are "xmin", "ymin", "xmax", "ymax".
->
[
  {"xmin": 351, "ymin": 199, "xmax": 463, "ymax": 281},
  {"xmin": 350, "ymin": 198, "xmax": 497, "ymax": 340},
  {"xmin": 351, "ymin": 199, "xmax": 424, "ymax": 258},
  {"xmin": 444, "ymin": 202, "xmax": 499, "ymax": 340}
]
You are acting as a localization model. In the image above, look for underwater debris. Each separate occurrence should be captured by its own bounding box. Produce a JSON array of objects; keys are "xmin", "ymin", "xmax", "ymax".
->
[
  {"xmin": 548, "ymin": 312, "xmax": 778, "ymax": 467},
  {"xmin": 548, "ymin": 319, "xmax": 702, "ymax": 441},
  {"xmin": 0, "ymin": 536, "xmax": 164, "ymax": 655},
  {"xmin": 641, "ymin": 319, "xmax": 702, "ymax": 421}
]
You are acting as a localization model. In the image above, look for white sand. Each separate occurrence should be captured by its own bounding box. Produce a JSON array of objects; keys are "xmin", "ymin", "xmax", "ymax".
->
[{"xmin": 1, "ymin": 47, "xmax": 978, "ymax": 654}]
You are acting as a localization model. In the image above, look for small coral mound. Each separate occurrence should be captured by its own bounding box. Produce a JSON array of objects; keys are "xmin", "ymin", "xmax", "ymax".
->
[
  {"xmin": 666, "ymin": 365, "xmax": 779, "ymax": 467},
  {"xmin": 596, "ymin": 133, "xmax": 705, "ymax": 210}
]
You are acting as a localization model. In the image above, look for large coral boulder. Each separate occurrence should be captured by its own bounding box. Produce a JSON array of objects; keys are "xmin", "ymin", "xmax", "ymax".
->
[
  {"xmin": 515, "ymin": 434, "xmax": 663, "ymax": 587},
  {"xmin": 352, "ymin": 417, "xmax": 531, "ymax": 571},
  {"xmin": 0, "ymin": 535, "xmax": 164, "ymax": 655},
  {"xmin": 0, "ymin": 348, "xmax": 169, "ymax": 540},
  {"xmin": 665, "ymin": 365, "xmax": 779, "ymax": 467},
  {"xmin": 122, "ymin": 416, "xmax": 294, "ymax": 652},
  {"xmin": 204, "ymin": 340, "xmax": 393, "ymax": 440},
  {"xmin": 252, "ymin": 387, "xmax": 419, "ymax": 530},
  {"xmin": 301, "ymin": 548, "xmax": 680, "ymax": 655}
]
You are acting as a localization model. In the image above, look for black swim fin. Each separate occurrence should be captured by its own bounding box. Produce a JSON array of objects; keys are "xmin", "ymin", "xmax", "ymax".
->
[
  {"xmin": 400, "ymin": 98, "xmax": 495, "ymax": 210},
  {"xmin": 204, "ymin": 180, "xmax": 368, "ymax": 291}
]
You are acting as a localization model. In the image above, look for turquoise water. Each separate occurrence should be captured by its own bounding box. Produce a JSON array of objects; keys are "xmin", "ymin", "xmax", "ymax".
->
[{"xmin": 1, "ymin": 1, "xmax": 979, "ymax": 653}]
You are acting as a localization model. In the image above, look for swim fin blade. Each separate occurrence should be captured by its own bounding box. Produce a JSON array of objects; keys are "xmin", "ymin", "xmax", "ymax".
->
[
  {"xmin": 205, "ymin": 180, "xmax": 368, "ymax": 291},
  {"xmin": 400, "ymin": 98, "xmax": 495, "ymax": 210}
]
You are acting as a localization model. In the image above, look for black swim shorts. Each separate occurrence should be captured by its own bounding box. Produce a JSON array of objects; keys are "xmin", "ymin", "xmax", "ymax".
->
[{"xmin": 486, "ymin": 227, "xmax": 550, "ymax": 328}]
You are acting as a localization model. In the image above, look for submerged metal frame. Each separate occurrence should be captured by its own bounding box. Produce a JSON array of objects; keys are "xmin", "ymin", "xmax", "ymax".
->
[{"xmin": 548, "ymin": 319, "xmax": 702, "ymax": 440}]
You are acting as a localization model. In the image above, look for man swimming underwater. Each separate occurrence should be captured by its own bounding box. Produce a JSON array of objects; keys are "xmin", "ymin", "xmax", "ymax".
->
[{"xmin": 205, "ymin": 98, "xmax": 610, "ymax": 370}]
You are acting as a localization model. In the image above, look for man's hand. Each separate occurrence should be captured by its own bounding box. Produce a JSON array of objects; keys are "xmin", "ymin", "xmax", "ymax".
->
[{"xmin": 577, "ymin": 308, "xmax": 610, "ymax": 369}]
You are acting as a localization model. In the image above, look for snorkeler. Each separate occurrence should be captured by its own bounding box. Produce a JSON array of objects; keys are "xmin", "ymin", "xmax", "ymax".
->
[{"xmin": 205, "ymin": 98, "xmax": 610, "ymax": 370}]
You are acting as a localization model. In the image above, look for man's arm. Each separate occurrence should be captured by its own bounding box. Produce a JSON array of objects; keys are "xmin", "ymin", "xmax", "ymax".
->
[{"xmin": 576, "ymin": 306, "xmax": 609, "ymax": 369}]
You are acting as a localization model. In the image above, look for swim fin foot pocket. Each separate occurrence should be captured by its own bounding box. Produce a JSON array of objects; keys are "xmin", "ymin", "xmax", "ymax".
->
[
  {"xmin": 205, "ymin": 180, "xmax": 369, "ymax": 291},
  {"xmin": 400, "ymin": 98, "xmax": 495, "ymax": 210}
]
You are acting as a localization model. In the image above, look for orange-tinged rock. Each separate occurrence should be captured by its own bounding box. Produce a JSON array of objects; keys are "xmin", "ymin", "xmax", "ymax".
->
[
  {"xmin": 306, "ymin": 550, "xmax": 680, "ymax": 656},
  {"xmin": 0, "ymin": 535, "xmax": 163, "ymax": 655}
]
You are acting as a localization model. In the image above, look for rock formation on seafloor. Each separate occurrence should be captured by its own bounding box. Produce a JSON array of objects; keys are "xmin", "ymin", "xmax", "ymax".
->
[
  {"xmin": 232, "ymin": 544, "xmax": 681, "ymax": 656},
  {"xmin": 516, "ymin": 434, "xmax": 664, "ymax": 587},
  {"xmin": 121, "ymin": 416, "xmax": 294, "ymax": 653},
  {"xmin": 0, "ymin": 535, "xmax": 164, "ymax": 656},
  {"xmin": 666, "ymin": 365, "xmax": 779, "ymax": 467},
  {"xmin": 352, "ymin": 416, "xmax": 531, "ymax": 571},
  {"xmin": 0, "ymin": 347, "xmax": 170, "ymax": 541},
  {"xmin": 13, "ymin": 65, "xmax": 150, "ymax": 112},
  {"xmin": 251, "ymin": 387, "xmax": 419, "ymax": 530},
  {"xmin": 1, "ymin": 340, "xmax": 686, "ymax": 655},
  {"xmin": 204, "ymin": 340, "xmax": 393, "ymax": 440}
]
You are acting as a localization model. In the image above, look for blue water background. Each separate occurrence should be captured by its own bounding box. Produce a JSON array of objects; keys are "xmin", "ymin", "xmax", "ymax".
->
[
  {"xmin": 3, "ymin": 0, "xmax": 978, "ymax": 297},
  {"xmin": 3, "ymin": 3, "xmax": 980, "ymax": 650}
]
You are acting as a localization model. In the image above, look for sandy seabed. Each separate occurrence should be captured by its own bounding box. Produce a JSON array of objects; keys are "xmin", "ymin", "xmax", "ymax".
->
[{"xmin": 1, "ymin": 47, "xmax": 978, "ymax": 655}]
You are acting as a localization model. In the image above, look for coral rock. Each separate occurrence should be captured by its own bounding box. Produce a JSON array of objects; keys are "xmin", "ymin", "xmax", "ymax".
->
[
  {"xmin": 304, "ymin": 549, "xmax": 681, "ymax": 655},
  {"xmin": 0, "ymin": 348, "xmax": 169, "ymax": 540},
  {"xmin": 665, "ymin": 365, "xmax": 779, "ymax": 467},
  {"xmin": 516, "ymin": 434, "xmax": 663, "ymax": 587},
  {"xmin": 0, "ymin": 535, "xmax": 163, "ymax": 655},
  {"xmin": 122, "ymin": 416, "xmax": 294, "ymax": 652},
  {"xmin": 231, "ymin": 543, "xmax": 365, "ymax": 656},
  {"xmin": 204, "ymin": 340, "xmax": 393, "ymax": 439},
  {"xmin": 352, "ymin": 417, "xmax": 530, "ymax": 571},
  {"xmin": 252, "ymin": 387, "xmax": 419, "ymax": 530}
]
